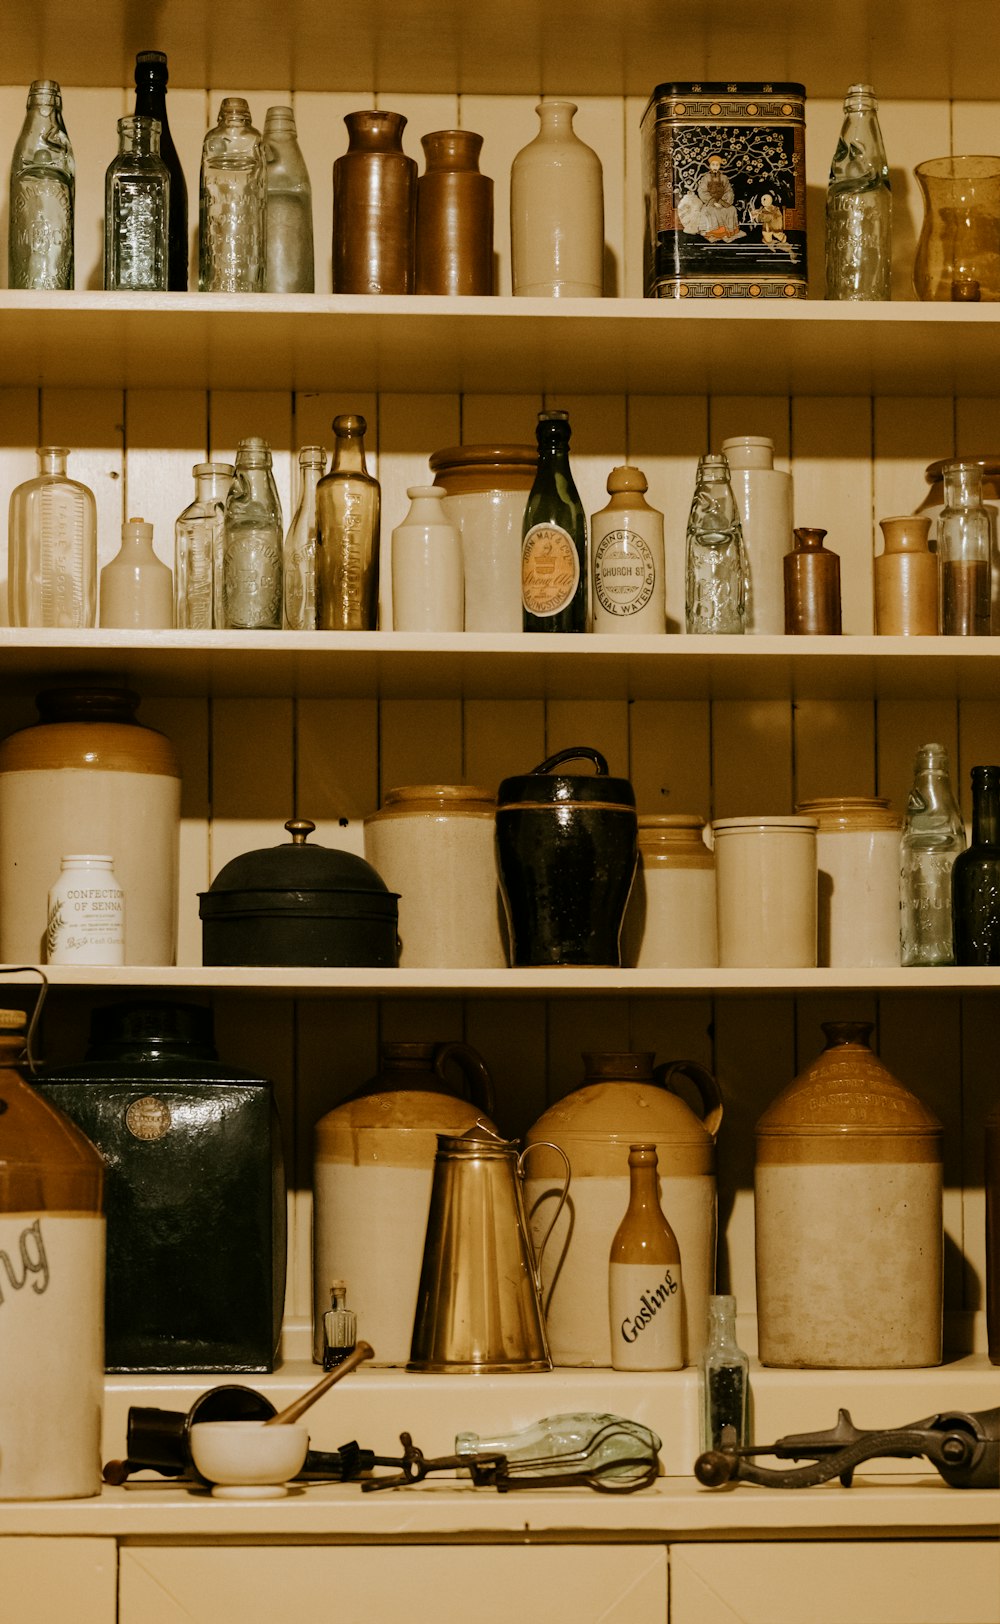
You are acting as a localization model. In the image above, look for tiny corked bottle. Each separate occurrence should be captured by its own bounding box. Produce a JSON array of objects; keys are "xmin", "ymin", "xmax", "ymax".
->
[
  {"xmin": 322, "ymin": 1279, "xmax": 357, "ymax": 1369},
  {"xmin": 104, "ymin": 115, "xmax": 169, "ymax": 291},
  {"xmin": 175, "ymin": 461, "xmax": 234, "ymax": 630},
  {"xmin": 938, "ymin": 460, "xmax": 992, "ymax": 635},
  {"xmin": 8, "ymin": 79, "xmax": 75, "ymax": 291},
  {"xmin": 685, "ymin": 453, "xmax": 747, "ymax": 634},
  {"xmin": 315, "ymin": 415, "xmax": 381, "ymax": 630},
  {"xmin": 7, "ymin": 448, "xmax": 97, "ymax": 628},
  {"xmin": 199, "ymin": 98, "xmax": 266, "ymax": 292},
  {"xmin": 221, "ymin": 437, "xmax": 283, "ymax": 629},
  {"xmin": 699, "ymin": 1294, "xmax": 750, "ymax": 1451},
  {"xmin": 134, "ymin": 51, "xmax": 188, "ymax": 290},
  {"xmin": 283, "ymin": 445, "xmax": 327, "ymax": 629},
  {"xmin": 825, "ymin": 84, "xmax": 892, "ymax": 301},
  {"xmin": 952, "ymin": 765, "xmax": 1000, "ymax": 966},
  {"xmin": 608, "ymin": 1143, "xmax": 683, "ymax": 1371},
  {"xmin": 900, "ymin": 742, "xmax": 966, "ymax": 967},
  {"xmin": 263, "ymin": 106, "xmax": 314, "ymax": 293},
  {"xmin": 521, "ymin": 409, "xmax": 588, "ymax": 633}
]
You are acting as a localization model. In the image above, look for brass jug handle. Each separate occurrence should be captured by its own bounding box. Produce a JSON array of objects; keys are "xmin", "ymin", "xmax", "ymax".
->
[
  {"xmin": 653, "ymin": 1059, "xmax": 723, "ymax": 1140},
  {"xmin": 432, "ymin": 1041, "xmax": 496, "ymax": 1117},
  {"xmin": 517, "ymin": 1140, "xmax": 571, "ymax": 1282}
]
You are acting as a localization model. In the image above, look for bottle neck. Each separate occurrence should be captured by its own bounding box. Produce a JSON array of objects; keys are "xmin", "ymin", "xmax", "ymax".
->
[
  {"xmin": 195, "ymin": 473, "xmax": 231, "ymax": 502},
  {"xmin": 536, "ymin": 424, "xmax": 571, "ymax": 468},
  {"xmin": 135, "ymin": 77, "xmax": 168, "ymax": 121},
  {"xmin": 119, "ymin": 116, "xmax": 160, "ymax": 158},
  {"xmin": 972, "ymin": 771, "xmax": 1000, "ymax": 845},
  {"xmin": 706, "ymin": 1299, "xmax": 739, "ymax": 1350},
  {"xmin": 331, "ymin": 434, "xmax": 368, "ymax": 474},
  {"xmin": 626, "ymin": 1153, "xmax": 661, "ymax": 1214},
  {"xmin": 944, "ymin": 466, "xmax": 983, "ymax": 509},
  {"xmin": 37, "ymin": 448, "xmax": 68, "ymax": 477}
]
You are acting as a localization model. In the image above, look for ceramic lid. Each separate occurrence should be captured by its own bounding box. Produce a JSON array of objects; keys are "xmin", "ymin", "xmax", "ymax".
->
[{"xmin": 429, "ymin": 444, "xmax": 537, "ymax": 494}]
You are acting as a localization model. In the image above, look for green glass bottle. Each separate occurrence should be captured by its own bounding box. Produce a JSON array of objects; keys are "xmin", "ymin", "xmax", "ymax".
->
[
  {"xmin": 521, "ymin": 409, "xmax": 587, "ymax": 633},
  {"xmin": 952, "ymin": 765, "xmax": 1000, "ymax": 966}
]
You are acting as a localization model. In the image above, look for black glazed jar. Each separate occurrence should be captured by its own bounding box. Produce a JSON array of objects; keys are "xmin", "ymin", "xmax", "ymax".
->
[{"xmin": 495, "ymin": 747, "xmax": 638, "ymax": 966}]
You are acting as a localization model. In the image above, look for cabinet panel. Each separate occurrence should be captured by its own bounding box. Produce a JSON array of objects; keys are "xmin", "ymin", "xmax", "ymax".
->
[
  {"xmin": 0, "ymin": 1536, "xmax": 116, "ymax": 1624},
  {"xmin": 669, "ymin": 1540, "xmax": 1000, "ymax": 1624},
  {"xmin": 118, "ymin": 1542, "xmax": 667, "ymax": 1624}
]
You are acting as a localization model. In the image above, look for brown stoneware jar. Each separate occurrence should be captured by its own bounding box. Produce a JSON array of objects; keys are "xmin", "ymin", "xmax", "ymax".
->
[
  {"xmin": 783, "ymin": 526, "xmax": 843, "ymax": 633},
  {"xmin": 875, "ymin": 515, "xmax": 938, "ymax": 635},
  {"xmin": 332, "ymin": 110, "xmax": 416, "ymax": 294},
  {"xmin": 416, "ymin": 130, "xmax": 493, "ymax": 295}
]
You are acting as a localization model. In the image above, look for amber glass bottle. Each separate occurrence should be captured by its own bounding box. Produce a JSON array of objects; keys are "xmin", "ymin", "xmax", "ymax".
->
[{"xmin": 315, "ymin": 415, "xmax": 381, "ymax": 630}]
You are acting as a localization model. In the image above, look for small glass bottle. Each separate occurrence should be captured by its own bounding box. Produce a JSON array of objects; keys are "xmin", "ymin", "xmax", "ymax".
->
[
  {"xmin": 134, "ymin": 51, "xmax": 188, "ymax": 291},
  {"xmin": 315, "ymin": 415, "xmax": 381, "ymax": 631},
  {"xmin": 685, "ymin": 453, "xmax": 748, "ymax": 634},
  {"xmin": 825, "ymin": 83, "xmax": 892, "ymax": 301},
  {"xmin": 900, "ymin": 743, "xmax": 967, "ymax": 967},
  {"xmin": 952, "ymin": 765, "xmax": 1000, "ymax": 966},
  {"xmin": 700, "ymin": 1294, "xmax": 750, "ymax": 1451},
  {"xmin": 283, "ymin": 445, "xmax": 327, "ymax": 630},
  {"xmin": 47, "ymin": 854, "xmax": 125, "ymax": 966},
  {"xmin": 608, "ymin": 1143, "xmax": 683, "ymax": 1371},
  {"xmin": 521, "ymin": 409, "xmax": 588, "ymax": 633},
  {"xmin": 590, "ymin": 465, "xmax": 666, "ymax": 634},
  {"xmin": 322, "ymin": 1279, "xmax": 357, "ymax": 1370},
  {"xmin": 174, "ymin": 461, "xmax": 234, "ymax": 630},
  {"xmin": 104, "ymin": 115, "xmax": 170, "ymax": 292},
  {"xmin": 199, "ymin": 97, "xmax": 266, "ymax": 292},
  {"xmin": 8, "ymin": 79, "xmax": 75, "ymax": 291},
  {"xmin": 221, "ymin": 437, "xmax": 283, "ymax": 629},
  {"xmin": 7, "ymin": 447, "xmax": 97, "ymax": 628},
  {"xmin": 263, "ymin": 106, "xmax": 314, "ymax": 293},
  {"xmin": 783, "ymin": 527, "xmax": 843, "ymax": 634},
  {"xmin": 939, "ymin": 460, "xmax": 992, "ymax": 635},
  {"xmin": 99, "ymin": 517, "xmax": 173, "ymax": 628}
]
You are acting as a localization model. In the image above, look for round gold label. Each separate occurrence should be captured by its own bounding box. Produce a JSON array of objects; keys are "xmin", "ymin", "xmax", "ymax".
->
[
  {"xmin": 125, "ymin": 1095, "xmax": 172, "ymax": 1142},
  {"xmin": 521, "ymin": 524, "xmax": 580, "ymax": 616}
]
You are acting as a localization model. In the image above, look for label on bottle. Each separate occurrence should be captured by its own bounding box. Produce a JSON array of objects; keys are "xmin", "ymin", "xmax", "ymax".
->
[
  {"xmin": 521, "ymin": 523, "xmax": 581, "ymax": 617},
  {"xmin": 609, "ymin": 1262, "xmax": 684, "ymax": 1370},
  {"xmin": 46, "ymin": 861, "xmax": 125, "ymax": 966},
  {"xmin": 594, "ymin": 529, "xmax": 656, "ymax": 616}
]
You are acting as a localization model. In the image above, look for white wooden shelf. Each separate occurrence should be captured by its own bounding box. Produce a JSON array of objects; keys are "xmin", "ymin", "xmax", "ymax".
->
[{"xmin": 4, "ymin": 295, "xmax": 1000, "ymax": 397}]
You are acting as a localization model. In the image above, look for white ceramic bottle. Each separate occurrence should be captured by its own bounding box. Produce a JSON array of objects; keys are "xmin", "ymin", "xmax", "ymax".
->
[
  {"xmin": 510, "ymin": 100, "xmax": 604, "ymax": 298},
  {"xmin": 46, "ymin": 854, "xmax": 124, "ymax": 965},
  {"xmin": 721, "ymin": 436, "xmax": 792, "ymax": 635},
  {"xmin": 391, "ymin": 485, "xmax": 464, "ymax": 630},
  {"xmin": 590, "ymin": 465, "xmax": 666, "ymax": 633},
  {"xmin": 99, "ymin": 517, "xmax": 173, "ymax": 628}
]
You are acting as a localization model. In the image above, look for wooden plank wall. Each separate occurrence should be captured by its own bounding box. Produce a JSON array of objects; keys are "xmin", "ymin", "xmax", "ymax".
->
[{"xmin": 0, "ymin": 87, "xmax": 997, "ymax": 1354}]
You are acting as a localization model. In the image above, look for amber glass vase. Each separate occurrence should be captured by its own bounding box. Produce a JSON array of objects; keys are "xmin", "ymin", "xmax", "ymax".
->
[{"xmin": 913, "ymin": 156, "xmax": 1000, "ymax": 301}]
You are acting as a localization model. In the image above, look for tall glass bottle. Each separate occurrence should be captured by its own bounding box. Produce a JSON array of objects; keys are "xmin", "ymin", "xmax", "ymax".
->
[
  {"xmin": 699, "ymin": 1294, "xmax": 750, "ymax": 1451},
  {"xmin": 521, "ymin": 409, "xmax": 588, "ymax": 633},
  {"xmin": 283, "ymin": 445, "xmax": 327, "ymax": 629},
  {"xmin": 8, "ymin": 80, "xmax": 75, "ymax": 290},
  {"xmin": 199, "ymin": 98, "xmax": 266, "ymax": 292},
  {"xmin": 134, "ymin": 51, "xmax": 188, "ymax": 291},
  {"xmin": 939, "ymin": 460, "xmax": 991, "ymax": 635},
  {"xmin": 825, "ymin": 83, "xmax": 892, "ymax": 301},
  {"xmin": 315, "ymin": 415, "xmax": 381, "ymax": 630},
  {"xmin": 104, "ymin": 115, "xmax": 169, "ymax": 292},
  {"xmin": 221, "ymin": 438, "xmax": 283, "ymax": 629},
  {"xmin": 900, "ymin": 742, "xmax": 966, "ymax": 967},
  {"xmin": 608, "ymin": 1143, "xmax": 683, "ymax": 1371},
  {"xmin": 263, "ymin": 106, "xmax": 314, "ymax": 293},
  {"xmin": 7, "ymin": 448, "xmax": 97, "ymax": 628},
  {"xmin": 685, "ymin": 453, "xmax": 748, "ymax": 634},
  {"xmin": 952, "ymin": 765, "xmax": 1000, "ymax": 966},
  {"xmin": 174, "ymin": 461, "xmax": 234, "ymax": 629}
]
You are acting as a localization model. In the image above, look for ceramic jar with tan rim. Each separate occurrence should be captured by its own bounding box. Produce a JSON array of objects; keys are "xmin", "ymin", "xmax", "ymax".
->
[
  {"xmin": 795, "ymin": 795, "xmax": 903, "ymax": 967},
  {"xmin": 363, "ymin": 784, "xmax": 506, "ymax": 967},
  {"xmin": 874, "ymin": 516, "xmax": 938, "ymax": 635},
  {"xmin": 712, "ymin": 814, "xmax": 818, "ymax": 967},
  {"xmin": 429, "ymin": 444, "xmax": 536, "ymax": 631},
  {"xmin": 523, "ymin": 1051, "xmax": 722, "ymax": 1366},
  {"xmin": 622, "ymin": 814, "xmax": 718, "ymax": 968},
  {"xmin": 755, "ymin": 1021, "xmax": 943, "ymax": 1368}
]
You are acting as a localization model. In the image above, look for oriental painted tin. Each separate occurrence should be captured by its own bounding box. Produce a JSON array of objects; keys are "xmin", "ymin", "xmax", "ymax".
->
[{"xmin": 641, "ymin": 82, "xmax": 807, "ymax": 299}]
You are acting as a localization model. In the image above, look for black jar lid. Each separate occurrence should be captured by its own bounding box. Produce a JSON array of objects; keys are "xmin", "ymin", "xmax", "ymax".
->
[
  {"xmin": 87, "ymin": 1000, "xmax": 216, "ymax": 1059},
  {"xmin": 198, "ymin": 819, "xmax": 398, "ymax": 920},
  {"xmin": 497, "ymin": 747, "xmax": 636, "ymax": 808}
]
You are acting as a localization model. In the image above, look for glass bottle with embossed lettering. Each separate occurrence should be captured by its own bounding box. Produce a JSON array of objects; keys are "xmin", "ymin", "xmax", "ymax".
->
[
  {"xmin": 221, "ymin": 437, "xmax": 283, "ymax": 629},
  {"xmin": 608, "ymin": 1143, "xmax": 684, "ymax": 1371},
  {"xmin": 7, "ymin": 447, "xmax": 97, "ymax": 629},
  {"xmin": 900, "ymin": 743, "xmax": 966, "ymax": 967},
  {"xmin": 315, "ymin": 415, "xmax": 381, "ymax": 630},
  {"xmin": 8, "ymin": 80, "xmax": 75, "ymax": 290},
  {"xmin": 104, "ymin": 115, "xmax": 169, "ymax": 291},
  {"xmin": 283, "ymin": 445, "xmax": 326, "ymax": 629},
  {"xmin": 685, "ymin": 453, "xmax": 748, "ymax": 634},
  {"xmin": 199, "ymin": 97, "xmax": 266, "ymax": 292}
]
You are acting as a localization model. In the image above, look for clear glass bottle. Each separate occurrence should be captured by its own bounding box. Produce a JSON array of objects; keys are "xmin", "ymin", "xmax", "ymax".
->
[
  {"xmin": 825, "ymin": 83, "xmax": 892, "ymax": 301},
  {"xmin": 283, "ymin": 445, "xmax": 326, "ymax": 629},
  {"xmin": 939, "ymin": 460, "xmax": 992, "ymax": 635},
  {"xmin": 7, "ymin": 447, "xmax": 97, "ymax": 628},
  {"xmin": 8, "ymin": 79, "xmax": 75, "ymax": 290},
  {"xmin": 900, "ymin": 742, "xmax": 966, "ymax": 967},
  {"xmin": 221, "ymin": 438, "xmax": 283, "ymax": 629},
  {"xmin": 104, "ymin": 115, "xmax": 169, "ymax": 292},
  {"xmin": 952, "ymin": 765, "xmax": 1000, "ymax": 966},
  {"xmin": 699, "ymin": 1294, "xmax": 750, "ymax": 1451},
  {"xmin": 263, "ymin": 106, "xmax": 314, "ymax": 293},
  {"xmin": 315, "ymin": 415, "xmax": 381, "ymax": 630},
  {"xmin": 521, "ymin": 409, "xmax": 588, "ymax": 633},
  {"xmin": 608, "ymin": 1142, "xmax": 683, "ymax": 1371},
  {"xmin": 99, "ymin": 517, "xmax": 173, "ymax": 629},
  {"xmin": 322, "ymin": 1279, "xmax": 357, "ymax": 1370},
  {"xmin": 199, "ymin": 97, "xmax": 266, "ymax": 292},
  {"xmin": 685, "ymin": 453, "xmax": 748, "ymax": 634},
  {"xmin": 174, "ymin": 461, "xmax": 234, "ymax": 630},
  {"xmin": 134, "ymin": 51, "xmax": 188, "ymax": 292}
]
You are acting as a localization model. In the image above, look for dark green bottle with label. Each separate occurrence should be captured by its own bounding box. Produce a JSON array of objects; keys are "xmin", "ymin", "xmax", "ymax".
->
[
  {"xmin": 521, "ymin": 409, "xmax": 588, "ymax": 633},
  {"xmin": 952, "ymin": 765, "xmax": 1000, "ymax": 965}
]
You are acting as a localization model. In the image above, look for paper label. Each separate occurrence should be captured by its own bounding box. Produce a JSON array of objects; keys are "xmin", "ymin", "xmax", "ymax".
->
[
  {"xmin": 594, "ymin": 528, "xmax": 656, "ymax": 616},
  {"xmin": 609, "ymin": 1261, "xmax": 684, "ymax": 1369},
  {"xmin": 521, "ymin": 523, "xmax": 580, "ymax": 616}
]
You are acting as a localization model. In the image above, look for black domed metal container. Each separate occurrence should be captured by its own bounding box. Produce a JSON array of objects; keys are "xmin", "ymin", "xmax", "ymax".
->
[
  {"xmin": 198, "ymin": 818, "xmax": 399, "ymax": 967},
  {"xmin": 495, "ymin": 747, "xmax": 638, "ymax": 967}
]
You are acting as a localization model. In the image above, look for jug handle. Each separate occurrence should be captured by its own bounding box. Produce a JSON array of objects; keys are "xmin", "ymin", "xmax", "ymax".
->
[
  {"xmin": 652, "ymin": 1060, "xmax": 724, "ymax": 1140},
  {"xmin": 530, "ymin": 746, "xmax": 609, "ymax": 777},
  {"xmin": 432, "ymin": 1041, "xmax": 496, "ymax": 1117},
  {"xmin": 517, "ymin": 1140, "xmax": 571, "ymax": 1281}
]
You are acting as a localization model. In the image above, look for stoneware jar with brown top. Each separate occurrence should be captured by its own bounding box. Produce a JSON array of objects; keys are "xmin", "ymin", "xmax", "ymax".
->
[
  {"xmin": 783, "ymin": 526, "xmax": 842, "ymax": 633},
  {"xmin": 755, "ymin": 1021, "xmax": 943, "ymax": 1368},
  {"xmin": 875, "ymin": 515, "xmax": 938, "ymax": 636},
  {"xmin": 622, "ymin": 814, "xmax": 718, "ymax": 968},
  {"xmin": 795, "ymin": 795, "xmax": 902, "ymax": 967}
]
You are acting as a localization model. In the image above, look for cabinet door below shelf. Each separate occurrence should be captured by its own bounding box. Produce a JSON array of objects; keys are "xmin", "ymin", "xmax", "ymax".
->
[{"xmin": 0, "ymin": 1536, "xmax": 117, "ymax": 1624}]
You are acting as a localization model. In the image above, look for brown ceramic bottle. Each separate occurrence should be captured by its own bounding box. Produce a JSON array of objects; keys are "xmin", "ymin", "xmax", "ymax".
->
[
  {"xmin": 987, "ymin": 1104, "xmax": 1000, "ymax": 1364},
  {"xmin": 416, "ymin": 130, "xmax": 493, "ymax": 295},
  {"xmin": 332, "ymin": 110, "xmax": 416, "ymax": 294},
  {"xmin": 875, "ymin": 515, "xmax": 938, "ymax": 635},
  {"xmin": 783, "ymin": 526, "xmax": 842, "ymax": 633}
]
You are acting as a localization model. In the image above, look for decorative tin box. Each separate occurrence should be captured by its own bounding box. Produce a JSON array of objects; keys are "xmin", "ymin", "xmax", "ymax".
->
[{"xmin": 641, "ymin": 82, "xmax": 807, "ymax": 300}]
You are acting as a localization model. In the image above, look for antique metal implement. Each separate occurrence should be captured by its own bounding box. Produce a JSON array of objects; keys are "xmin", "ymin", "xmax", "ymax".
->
[
  {"xmin": 363, "ymin": 1424, "xmax": 660, "ymax": 1494},
  {"xmin": 695, "ymin": 1406, "xmax": 1000, "ymax": 1490}
]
